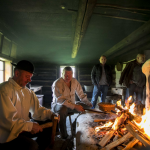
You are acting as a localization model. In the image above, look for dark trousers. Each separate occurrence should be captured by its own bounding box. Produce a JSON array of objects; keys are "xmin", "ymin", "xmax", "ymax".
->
[
  {"xmin": 52, "ymin": 101, "xmax": 90, "ymax": 139},
  {"xmin": 91, "ymin": 85, "xmax": 109, "ymax": 108},
  {"xmin": 0, "ymin": 119, "xmax": 52, "ymax": 150},
  {"xmin": 128, "ymin": 83, "xmax": 143, "ymax": 104}
]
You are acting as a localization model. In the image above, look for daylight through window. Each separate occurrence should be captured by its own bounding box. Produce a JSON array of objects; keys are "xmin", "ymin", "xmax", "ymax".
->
[
  {"xmin": 60, "ymin": 66, "xmax": 75, "ymax": 78},
  {"xmin": 0, "ymin": 61, "xmax": 4, "ymax": 83}
]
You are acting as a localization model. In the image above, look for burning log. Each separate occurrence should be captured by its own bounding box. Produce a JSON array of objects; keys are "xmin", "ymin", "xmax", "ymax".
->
[
  {"xmin": 99, "ymin": 112, "xmax": 128, "ymax": 147},
  {"xmin": 113, "ymin": 133, "xmax": 122, "ymax": 142},
  {"xmin": 122, "ymin": 138, "xmax": 139, "ymax": 150},
  {"xmin": 117, "ymin": 146, "xmax": 124, "ymax": 150},
  {"xmin": 115, "ymin": 105, "xmax": 142, "ymax": 123},
  {"xmin": 127, "ymin": 120, "xmax": 150, "ymax": 141},
  {"xmin": 94, "ymin": 119, "xmax": 115, "ymax": 122},
  {"xmin": 112, "ymin": 113, "xmax": 128, "ymax": 130},
  {"xmin": 100, "ymin": 132, "xmax": 133, "ymax": 150},
  {"xmin": 99, "ymin": 130, "xmax": 115, "ymax": 147},
  {"xmin": 125, "ymin": 124, "xmax": 150, "ymax": 147}
]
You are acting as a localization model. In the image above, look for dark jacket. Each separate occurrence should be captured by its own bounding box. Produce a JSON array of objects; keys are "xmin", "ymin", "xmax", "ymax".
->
[
  {"xmin": 119, "ymin": 60, "xmax": 145, "ymax": 87},
  {"xmin": 91, "ymin": 63, "xmax": 112, "ymax": 86}
]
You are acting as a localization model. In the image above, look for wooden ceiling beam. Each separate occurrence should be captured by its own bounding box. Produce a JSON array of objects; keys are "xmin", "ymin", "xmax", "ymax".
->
[
  {"xmin": 71, "ymin": 0, "xmax": 97, "ymax": 58},
  {"xmin": 96, "ymin": 4, "xmax": 150, "ymax": 12},
  {"xmin": 102, "ymin": 19, "xmax": 150, "ymax": 57},
  {"xmin": 0, "ymin": 18, "xmax": 21, "ymax": 42},
  {"xmin": 94, "ymin": 13, "xmax": 147, "ymax": 23},
  {"xmin": 108, "ymin": 34, "xmax": 150, "ymax": 60}
]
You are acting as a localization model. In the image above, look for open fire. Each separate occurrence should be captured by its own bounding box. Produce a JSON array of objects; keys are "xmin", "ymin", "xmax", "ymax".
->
[{"xmin": 94, "ymin": 96, "xmax": 150, "ymax": 149}]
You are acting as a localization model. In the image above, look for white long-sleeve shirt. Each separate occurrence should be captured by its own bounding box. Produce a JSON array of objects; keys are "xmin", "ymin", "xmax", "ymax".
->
[
  {"xmin": 52, "ymin": 77, "xmax": 91, "ymax": 110},
  {"xmin": 0, "ymin": 78, "xmax": 53, "ymax": 143}
]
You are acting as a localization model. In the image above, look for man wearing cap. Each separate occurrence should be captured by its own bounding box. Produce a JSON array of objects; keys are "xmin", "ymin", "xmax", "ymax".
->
[{"xmin": 0, "ymin": 60, "xmax": 59, "ymax": 150}]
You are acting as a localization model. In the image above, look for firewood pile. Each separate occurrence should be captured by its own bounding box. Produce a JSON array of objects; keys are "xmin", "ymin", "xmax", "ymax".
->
[{"xmin": 94, "ymin": 97, "xmax": 150, "ymax": 150}]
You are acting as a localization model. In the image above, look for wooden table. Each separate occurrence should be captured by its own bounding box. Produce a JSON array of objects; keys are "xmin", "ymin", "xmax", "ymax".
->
[{"xmin": 76, "ymin": 110, "xmax": 117, "ymax": 150}]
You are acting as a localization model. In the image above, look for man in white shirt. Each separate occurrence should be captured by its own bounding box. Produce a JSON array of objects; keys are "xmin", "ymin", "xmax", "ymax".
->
[
  {"xmin": 52, "ymin": 66, "xmax": 92, "ymax": 139},
  {"xmin": 0, "ymin": 60, "xmax": 59, "ymax": 150}
]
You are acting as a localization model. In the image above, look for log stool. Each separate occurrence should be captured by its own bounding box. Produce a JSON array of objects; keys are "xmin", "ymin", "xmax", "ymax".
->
[{"xmin": 67, "ymin": 112, "xmax": 74, "ymax": 137}]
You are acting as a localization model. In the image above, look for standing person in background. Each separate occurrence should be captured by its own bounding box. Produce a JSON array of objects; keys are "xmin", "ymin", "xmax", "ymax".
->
[
  {"xmin": 119, "ymin": 54, "xmax": 146, "ymax": 104},
  {"xmin": 91, "ymin": 55, "xmax": 112, "ymax": 109}
]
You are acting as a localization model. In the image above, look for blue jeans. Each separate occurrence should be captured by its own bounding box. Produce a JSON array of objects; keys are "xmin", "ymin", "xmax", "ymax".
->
[{"xmin": 91, "ymin": 85, "xmax": 109, "ymax": 109}]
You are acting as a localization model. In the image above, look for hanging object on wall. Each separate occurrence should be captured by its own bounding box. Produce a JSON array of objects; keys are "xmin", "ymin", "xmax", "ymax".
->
[{"xmin": 116, "ymin": 62, "xmax": 123, "ymax": 71}]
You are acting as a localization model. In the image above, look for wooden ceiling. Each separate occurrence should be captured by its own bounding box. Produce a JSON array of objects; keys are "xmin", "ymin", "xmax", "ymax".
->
[{"xmin": 0, "ymin": 0, "xmax": 150, "ymax": 66}]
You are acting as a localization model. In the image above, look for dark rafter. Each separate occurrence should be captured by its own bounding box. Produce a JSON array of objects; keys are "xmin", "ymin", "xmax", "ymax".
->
[
  {"xmin": 96, "ymin": 4, "xmax": 150, "ymax": 12},
  {"xmin": 102, "ymin": 19, "xmax": 150, "ymax": 57},
  {"xmin": 71, "ymin": 0, "xmax": 97, "ymax": 58}
]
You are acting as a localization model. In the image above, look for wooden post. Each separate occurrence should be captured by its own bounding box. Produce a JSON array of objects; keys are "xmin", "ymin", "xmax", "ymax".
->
[
  {"xmin": 142, "ymin": 59, "xmax": 150, "ymax": 112},
  {"xmin": 46, "ymin": 116, "xmax": 58, "ymax": 150}
]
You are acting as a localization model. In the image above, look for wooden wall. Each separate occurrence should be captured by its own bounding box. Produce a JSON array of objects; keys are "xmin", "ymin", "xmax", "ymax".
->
[
  {"xmin": 31, "ymin": 64, "xmax": 116, "ymax": 107},
  {"xmin": 31, "ymin": 65, "xmax": 58, "ymax": 107}
]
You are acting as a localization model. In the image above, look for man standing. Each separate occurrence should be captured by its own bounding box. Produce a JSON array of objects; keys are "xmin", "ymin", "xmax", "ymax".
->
[
  {"xmin": 91, "ymin": 55, "xmax": 112, "ymax": 108},
  {"xmin": 51, "ymin": 66, "xmax": 92, "ymax": 139},
  {"xmin": 0, "ymin": 60, "xmax": 59, "ymax": 150},
  {"xmin": 119, "ymin": 54, "xmax": 146, "ymax": 104}
]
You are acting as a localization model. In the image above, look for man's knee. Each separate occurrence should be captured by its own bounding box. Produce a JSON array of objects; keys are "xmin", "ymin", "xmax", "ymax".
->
[{"xmin": 57, "ymin": 105, "xmax": 68, "ymax": 116}]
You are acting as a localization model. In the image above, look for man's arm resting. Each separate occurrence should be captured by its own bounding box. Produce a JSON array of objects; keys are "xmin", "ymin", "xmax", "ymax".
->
[{"xmin": 31, "ymin": 122, "xmax": 43, "ymax": 134}]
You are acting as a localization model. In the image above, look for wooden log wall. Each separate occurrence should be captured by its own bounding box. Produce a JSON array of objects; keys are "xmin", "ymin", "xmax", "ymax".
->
[
  {"xmin": 77, "ymin": 66, "xmax": 93, "ymax": 100},
  {"xmin": 31, "ymin": 65, "xmax": 57, "ymax": 107},
  {"xmin": 30, "ymin": 64, "xmax": 116, "ymax": 107}
]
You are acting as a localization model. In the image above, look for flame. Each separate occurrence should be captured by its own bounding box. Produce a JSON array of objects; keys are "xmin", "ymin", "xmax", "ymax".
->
[
  {"xmin": 134, "ymin": 110, "xmax": 150, "ymax": 139},
  {"xmin": 116, "ymin": 100, "xmax": 122, "ymax": 108},
  {"xmin": 95, "ymin": 122, "xmax": 113, "ymax": 132},
  {"xmin": 129, "ymin": 103, "xmax": 136, "ymax": 116},
  {"xmin": 112, "ymin": 117, "xmax": 119, "ymax": 130},
  {"xmin": 125, "ymin": 96, "xmax": 132, "ymax": 109}
]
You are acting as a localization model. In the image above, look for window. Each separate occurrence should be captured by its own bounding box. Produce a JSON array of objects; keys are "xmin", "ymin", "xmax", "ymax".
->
[
  {"xmin": 0, "ymin": 61, "xmax": 4, "ymax": 83},
  {"xmin": 60, "ymin": 66, "xmax": 76, "ymax": 77}
]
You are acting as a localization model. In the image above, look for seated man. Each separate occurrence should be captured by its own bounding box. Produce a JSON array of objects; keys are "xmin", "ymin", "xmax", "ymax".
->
[
  {"xmin": 0, "ymin": 60, "xmax": 59, "ymax": 150},
  {"xmin": 51, "ymin": 66, "xmax": 92, "ymax": 139}
]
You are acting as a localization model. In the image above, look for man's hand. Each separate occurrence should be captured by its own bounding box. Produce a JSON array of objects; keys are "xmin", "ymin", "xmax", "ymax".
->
[
  {"xmin": 51, "ymin": 113, "xmax": 60, "ymax": 123},
  {"xmin": 74, "ymin": 104, "xmax": 85, "ymax": 112},
  {"xmin": 31, "ymin": 122, "xmax": 43, "ymax": 134},
  {"xmin": 88, "ymin": 103, "xmax": 93, "ymax": 107}
]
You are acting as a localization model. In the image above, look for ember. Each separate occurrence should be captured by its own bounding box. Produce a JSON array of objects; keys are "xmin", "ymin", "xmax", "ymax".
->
[{"xmin": 93, "ymin": 96, "xmax": 150, "ymax": 150}]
